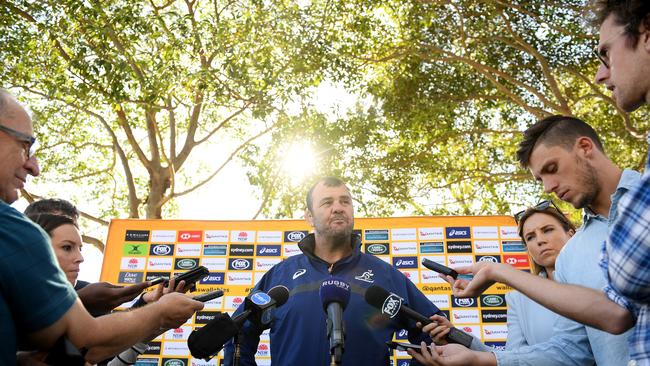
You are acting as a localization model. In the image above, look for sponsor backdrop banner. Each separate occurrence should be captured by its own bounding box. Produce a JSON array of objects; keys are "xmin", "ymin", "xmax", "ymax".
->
[{"xmin": 102, "ymin": 216, "xmax": 523, "ymax": 366}]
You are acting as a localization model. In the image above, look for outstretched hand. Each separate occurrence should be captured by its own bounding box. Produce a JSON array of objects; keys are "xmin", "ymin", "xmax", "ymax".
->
[
  {"xmin": 440, "ymin": 262, "xmax": 513, "ymax": 298},
  {"xmin": 407, "ymin": 342, "xmax": 483, "ymax": 366},
  {"xmin": 142, "ymin": 278, "xmax": 188, "ymax": 303},
  {"xmin": 77, "ymin": 281, "xmax": 150, "ymax": 315},
  {"xmin": 418, "ymin": 314, "xmax": 453, "ymax": 345}
]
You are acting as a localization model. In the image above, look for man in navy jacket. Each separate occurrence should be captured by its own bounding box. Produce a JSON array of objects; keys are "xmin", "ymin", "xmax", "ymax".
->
[{"xmin": 224, "ymin": 176, "xmax": 439, "ymax": 365}]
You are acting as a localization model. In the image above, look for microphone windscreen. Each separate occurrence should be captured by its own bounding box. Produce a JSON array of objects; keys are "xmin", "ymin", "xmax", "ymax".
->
[
  {"xmin": 267, "ymin": 285, "xmax": 290, "ymax": 307},
  {"xmin": 364, "ymin": 285, "xmax": 392, "ymax": 309},
  {"xmin": 188, "ymin": 312, "xmax": 239, "ymax": 359},
  {"xmin": 319, "ymin": 278, "xmax": 351, "ymax": 311}
]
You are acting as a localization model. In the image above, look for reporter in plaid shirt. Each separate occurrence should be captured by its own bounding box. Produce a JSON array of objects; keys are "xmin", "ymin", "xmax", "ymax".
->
[{"xmin": 594, "ymin": 1, "xmax": 650, "ymax": 364}]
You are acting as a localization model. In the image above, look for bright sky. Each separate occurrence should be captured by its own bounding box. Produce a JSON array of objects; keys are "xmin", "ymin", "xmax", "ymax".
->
[{"xmin": 13, "ymin": 81, "xmax": 360, "ymax": 283}]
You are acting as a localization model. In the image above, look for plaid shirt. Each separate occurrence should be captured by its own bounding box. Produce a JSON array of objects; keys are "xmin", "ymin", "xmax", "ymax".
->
[{"xmin": 602, "ymin": 135, "xmax": 650, "ymax": 365}]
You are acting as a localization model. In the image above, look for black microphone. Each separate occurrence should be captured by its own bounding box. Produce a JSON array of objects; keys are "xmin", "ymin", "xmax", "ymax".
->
[
  {"xmin": 364, "ymin": 285, "xmax": 473, "ymax": 348},
  {"xmin": 319, "ymin": 278, "xmax": 351, "ymax": 364},
  {"xmin": 188, "ymin": 285, "xmax": 290, "ymax": 360}
]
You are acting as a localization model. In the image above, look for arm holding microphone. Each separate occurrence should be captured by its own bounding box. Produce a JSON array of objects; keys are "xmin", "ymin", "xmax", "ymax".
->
[{"xmin": 196, "ymin": 285, "xmax": 290, "ymax": 366}]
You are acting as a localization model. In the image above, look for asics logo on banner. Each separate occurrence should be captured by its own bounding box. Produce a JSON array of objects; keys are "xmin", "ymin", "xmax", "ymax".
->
[
  {"xmin": 382, "ymin": 294, "xmax": 403, "ymax": 318},
  {"xmin": 398, "ymin": 329, "xmax": 409, "ymax": 338},
  {"xmin": 293, "ymin": 269, "xmax": 306, "ymax": 280},
  {"xmin": 258, "ymin": 246, "xmax": 280, "ymax": 255},
  {"xmin": 355, "ymin": 270, "xmax": 375, "ymax": 283},
  {"xmin": 450, "ymin": 230, "xmax": 466, "ymax": 236}
]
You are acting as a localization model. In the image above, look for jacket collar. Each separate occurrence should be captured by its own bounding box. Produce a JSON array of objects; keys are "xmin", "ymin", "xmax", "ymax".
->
[{"xmin": 298, "ymin": 233, "xmax": 362, "ymax": 265}]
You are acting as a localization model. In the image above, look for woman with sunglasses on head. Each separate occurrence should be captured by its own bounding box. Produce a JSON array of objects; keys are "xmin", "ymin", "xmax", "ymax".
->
[{"xmin": 411, "ymin": 201, "xmax": 576, "ymax": 361}]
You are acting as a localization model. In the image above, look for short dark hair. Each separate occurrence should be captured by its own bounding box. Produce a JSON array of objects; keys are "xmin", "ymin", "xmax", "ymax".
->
[
  {"xmin": 516, "ymin": 115, "xmax": 605, "ymax": 168},
  {"xmin": 28, "ymin": 213, "xmax": 78, "ymax": 237},
  {"xmin": 592, "ymin": 0, "xmax": 650, "ymax": 46},
  {"xmin": 25, "ymin": 198, "xmax": 80, "ymax": 222},
  {"xmin": 517, "ymin": 207, "xmax": 576, "ymax": 276},
  {"xmin": 306, "ymin": 176, "xmax": 347, "ymax": 213}
]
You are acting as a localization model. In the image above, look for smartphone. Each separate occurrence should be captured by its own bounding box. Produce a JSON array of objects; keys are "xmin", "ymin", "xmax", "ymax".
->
[
  {"xmin": 193, "ymin": 289, "xmax": 224, "ymax": 302},
  {"xmin": 422, "ymin": 258, "xmax": 458, "ymax": 279},
  {"xmin": 386, "ymin": 341, "xmax": 423, "ymax": 352},
  {"xmin": 149, "ymin": 277, "xmax": 166, "ymax": 286},
  {"xmin": 165, "ymin": 266, "xmax": 210, "ymax": 289}
]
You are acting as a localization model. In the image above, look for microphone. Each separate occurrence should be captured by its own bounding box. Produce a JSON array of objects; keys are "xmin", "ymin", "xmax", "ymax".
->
[
  {"xmin": 364, "ymin": 285, "xmax": 473, "ymax": 348},
  {"xmin": 188, "ymin": 285, "xmax": 290, "ymax": 360},
  {"xmin": 319, "ymin": 278, "xmax": 351, "ymax": 365}
]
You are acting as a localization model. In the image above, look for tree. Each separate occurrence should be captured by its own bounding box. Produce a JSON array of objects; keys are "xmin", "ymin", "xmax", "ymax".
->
[
  {"xmin": 244, "ymin": 0, "xmax": 649, "ymax": 219},
  {"xmin": 1, "ymin": 0, "xmax": 337, "ymax": 249}
]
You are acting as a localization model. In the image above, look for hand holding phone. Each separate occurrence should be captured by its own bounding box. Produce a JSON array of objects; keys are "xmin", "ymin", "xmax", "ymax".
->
[
  {"xmin": 165, "ymin": 266, "xmax": 210, "ymax": 291},
  {"xmin": 422, "ymin": 258, "xmax": 458, "ymax": 279},
  {"xmin": 193, "ymin": 290, "xmax": 224, "ymax": 302},
  {"xmin": 386, "ymin": 341, "xmax": 425, "ymax": 352}
]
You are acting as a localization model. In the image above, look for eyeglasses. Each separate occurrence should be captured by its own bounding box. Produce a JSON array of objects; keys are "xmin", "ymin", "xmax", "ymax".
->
[
  {"xmin": 0, "ymin": 124, "xmax": 38, "ymax": 159},
  {"xmin": 514, "ymin": 200, "xmax": 562, "ymax": 224},
  {"xmin": 593, "ymin": 31, "xmax": 626, "ymax": 69}
]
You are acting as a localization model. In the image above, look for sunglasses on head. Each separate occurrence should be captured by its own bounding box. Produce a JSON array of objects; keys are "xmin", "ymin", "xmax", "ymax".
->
[{"xmin": 514, "ymin": 200, "xmax": 562, "ymax": 224}]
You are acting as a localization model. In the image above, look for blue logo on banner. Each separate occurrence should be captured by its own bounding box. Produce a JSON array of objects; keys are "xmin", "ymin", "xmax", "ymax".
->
[
  {"xmin": 135, "ymin": 360, "xmax": 159, "ymax": 366},
  {"xmin": 446, "ymin": 227, "xmax": 471, "ymax": 239},
  {"xmin": 199, "ymin": 273, "xmax": 225, "ymax": 284},
  {"xmin": 397, "ymin": 360, "xmax": 411, "ymax": 366},
  {"xmin": 393, "ymin": 256, "xmax": 418, "ymax": 268},
  {"xmin": 502, "ymin": 241, "xmax": 526, "ymax": 252},
  {"xmin": 396, "ymin": 329, "xmax": 409, "ymax": 340},
  {"xmin": 365, "ymin": 229, "xmax": 389, "ymax": 241},
  {"xmin": 203, "ymin": 244, "xmax": 227, "ymax": 256},
  {"xmin": 485, "ymin": 342, "xmax": 506, "ymax": 351},
  {"xmin": 420, "ymin": 242, "xmax": 444, "ymax": 253},
  {"xmin": 257, "ymin": 245, "xmax": 281, "ymax": 256}
]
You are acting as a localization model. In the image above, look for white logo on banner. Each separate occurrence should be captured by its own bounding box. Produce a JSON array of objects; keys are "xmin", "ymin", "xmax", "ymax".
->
[
  {"xmin": 284, "ymin": 244, "xmax": 301, "ymax": 257},
  {"xmin": 483, "ymin": 325, "xmax": 509, "ymax": 340},
  {"xmin": 472, "ymin": 226, "xmax": 499, "ymax": 239},
  {"xmin": 201, "ymin": 257, "xmax": 227, "ymax": 271},
  {"xmin": 474, "ymin": 240, "xmax": 500, "ymax": 254},
  {"xmin": 256, "ymin": 231, "xmax": 283, "ymax": 243},
  {"xmin": 391, "ymin": 242, "xmax": 418, "ymax": 254},
  {"xmin": 419, "ymin": 227, "xmax": 445, "ymax": 240},
  {"xmin": 151, "ymin": 230, "xmax": 176, "ymax": 243},
  {"xmin": 176, "ymin": 244, "xmax": 201, "ymax": 257},
  {"xmin": 120, "ymin": 257, "xmax": 145, "ymax": 270},
  {"xmin": 391, "ymin": 228, "xmax": 417, "ymax": 241},
  {"xmin": 499, "ymin": 226, "xmax": 519, "ymax": 239},
  {"xmin": 204, "ymin": 230, "xmax": 229, "ymax": 243},
  {"xmin": 452, "ymin": 309, "xmax": 480, "ymax": 324}
]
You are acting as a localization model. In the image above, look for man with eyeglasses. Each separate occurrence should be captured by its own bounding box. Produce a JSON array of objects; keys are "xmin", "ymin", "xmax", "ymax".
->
[
  {"xmin": 0, "ymin": 89, "xmax": 205, "ymax": 365},
  {"xmin": 592, "ymin": 1, "xmax": 650, "ymax": 365},
  {"xmin": 408, "ymin": 115, "xmax": 640, "ymax": 366}
]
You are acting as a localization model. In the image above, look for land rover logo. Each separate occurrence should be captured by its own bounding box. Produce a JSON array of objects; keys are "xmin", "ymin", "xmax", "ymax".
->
[
  {"xmin": 483, "ymin": 295, "xmax": 504, "ymax": 307},
  {"xmin": 153, "ymin": 245, "xmax": 172, "ymax": 255},
  {"xmin": 232, "ymin": 259, "xmax": 250, "ymax": 270},
  {"xmin": 367, "ymin": 244, "xmax": 387, "ymax": 254},
  {"xmin": 287, "ymin": 231, "xmax": 306, "ymax": 242},
  {"xmin": 164, "ymin": 360, "xmax": 184, "ymax": 366},
  {"xmin": 381, "ymin": 294, "xmax": 402, "ymax": 318},
  {"xmin": 176, "ymin": 258, "xmax": 196, "ymax": 269}
]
